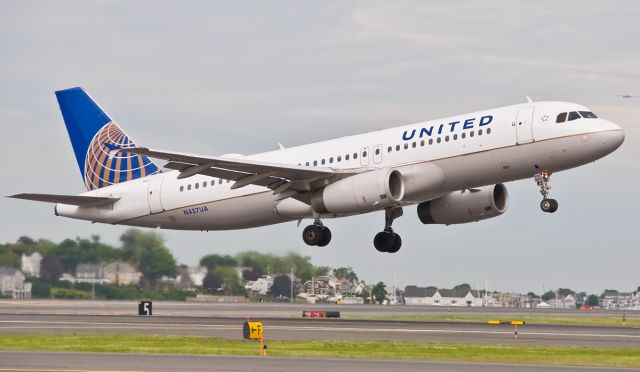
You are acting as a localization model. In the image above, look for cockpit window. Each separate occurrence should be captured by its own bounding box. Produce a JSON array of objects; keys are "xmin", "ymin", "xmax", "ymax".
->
[
  {"xmin": 568, "ymin": 111, "xmax": 581, "ymax": 121},
  {"xmin": 579, "ymin": 111, "xmax": 598, "ymax": 119},
  {"xmin": 556, "ymin": 112, "xmax": 567, "ymax": 123}
]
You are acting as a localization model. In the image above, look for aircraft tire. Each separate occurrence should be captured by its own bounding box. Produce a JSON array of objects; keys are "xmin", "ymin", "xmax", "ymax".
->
[
  {"xmin": 303, "ymin": 225, "xmax": 324, "ymax": 246},
  {"xmin": 317, "ymin": 227, "xmax": 332, "ymax": 247}
]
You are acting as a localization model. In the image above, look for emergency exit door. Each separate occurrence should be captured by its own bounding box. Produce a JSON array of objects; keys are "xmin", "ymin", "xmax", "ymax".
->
[
  {"xmin": 147, "ymin": 177, "xmax": 164, "ymax": 214},
  {"xmin": 515, "ymin": 108, "xmax": 534, "ymax": 144}
]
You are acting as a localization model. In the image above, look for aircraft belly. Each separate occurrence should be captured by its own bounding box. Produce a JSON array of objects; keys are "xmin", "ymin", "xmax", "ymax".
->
[{"xmin": 127, "ymin": 191, "xmax": 292, "ymax": 230}]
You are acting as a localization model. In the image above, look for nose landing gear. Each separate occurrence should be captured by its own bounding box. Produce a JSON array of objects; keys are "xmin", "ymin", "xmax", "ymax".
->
[
  {"xmin": 302, "ymin": 220, "xmax": 332, "ymax": 246},
  {"xmin": 374, "ymin": 207, "xmax": 403, "ymax": 253},
  {"xmin": 535, "ymin": 171, "xmax": 558, "ymax": 213}
]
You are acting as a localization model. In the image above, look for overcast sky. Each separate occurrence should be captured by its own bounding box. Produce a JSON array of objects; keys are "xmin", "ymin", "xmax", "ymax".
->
[{"xmin": 1, "ymin": 1, "xmax": 638, "ymax": 294}]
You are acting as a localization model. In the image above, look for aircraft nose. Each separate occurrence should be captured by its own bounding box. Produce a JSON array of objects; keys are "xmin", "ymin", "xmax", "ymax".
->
[{"xmin": 599, "ymin": 121, "xmax": 625, "ymax": 153}]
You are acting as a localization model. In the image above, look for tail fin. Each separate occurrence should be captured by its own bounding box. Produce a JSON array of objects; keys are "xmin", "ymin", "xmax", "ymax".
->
[{"xmin": 55, "ymin": 87, "xmax": 161, "ymax": 191}]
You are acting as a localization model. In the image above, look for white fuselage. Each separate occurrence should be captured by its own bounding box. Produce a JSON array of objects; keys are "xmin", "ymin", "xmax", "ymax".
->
[{"xmin": 55, "ymin": 101, "xmax": 624, "ymax": 230}]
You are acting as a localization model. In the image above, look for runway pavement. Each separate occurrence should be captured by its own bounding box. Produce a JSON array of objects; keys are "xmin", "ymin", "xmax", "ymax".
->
[
  {"xmin": 1, "ymin": 313, "xmax": 639, "ymax": 348},
  {"xmin": 1, "ymin": 351, "xmax": 638, "ymax": 372}
]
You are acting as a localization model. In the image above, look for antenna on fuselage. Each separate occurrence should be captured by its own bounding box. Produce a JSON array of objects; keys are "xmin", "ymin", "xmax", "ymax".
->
[{"xmin": 526, "ymin": 96, "xmax": 533, "ymax": 103}]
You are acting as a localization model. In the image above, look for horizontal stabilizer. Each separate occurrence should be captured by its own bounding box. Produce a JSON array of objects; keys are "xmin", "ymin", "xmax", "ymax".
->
[{"xmin": 8, "ymin": 193, "xmax": 120, "ymax": 207}]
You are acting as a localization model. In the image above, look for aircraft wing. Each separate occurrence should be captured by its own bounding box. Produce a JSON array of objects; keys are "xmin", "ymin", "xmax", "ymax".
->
[
  {"xmin": 122, "ymin": 147, "xmax": 363, "ymax": 200},
  {"xmin": 9, "ymin": 193, "xmax": 120, "ymax": 207}
]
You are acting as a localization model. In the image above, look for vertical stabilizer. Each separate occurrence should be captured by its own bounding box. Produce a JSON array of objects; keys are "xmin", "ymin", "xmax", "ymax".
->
[{"xmin": 55, "ymin": 87, "xmax": 160, "ymax": 191}]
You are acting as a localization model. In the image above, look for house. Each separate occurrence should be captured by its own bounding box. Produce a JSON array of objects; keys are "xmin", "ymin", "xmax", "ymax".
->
[
  {"xmin": 303, "ymin": 279, "xmax": 333, "ymax": 297},
  {"xmin": 187, "ymin": 266, "xmax": 208, "ymax": 287},
  {"xmin": 404, "ymin": 285, "xmax": 485, "ymax": 306},
  {"xmin": 0, "ymin": 267, "xmax": 30, "ymax": 298},
  {"xmin": 601, "ymin": 292, "xmax": 634, "ymax": 309},
  {"xmin": 245, "ymin": 276, "xmax": 272, "ymax": 296},
  {"xmin": 21, "ymin": 252, "xmax": 42, "ymax": 278},
  {"xmin": 102, "ymin": 262, "xmax": 142, "ymax": 286},
  {"xmin": 75, "ymin": 263, "xmax": 110, "ymax": 284},
  {"xmin": 548, "ymin": 294, "xmax": 576, "ymax": 309}
]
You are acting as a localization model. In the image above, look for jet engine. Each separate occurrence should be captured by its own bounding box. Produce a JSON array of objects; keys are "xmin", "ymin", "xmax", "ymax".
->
[
  {"xmin": 417, "ymin": 184, "xmax": 508, "ymax": 225},
  {"xmin": 311, "ymin": 168, "xmax": 404, "ymax": 214}
]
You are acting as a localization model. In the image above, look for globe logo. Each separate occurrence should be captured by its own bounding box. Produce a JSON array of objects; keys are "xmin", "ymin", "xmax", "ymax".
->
[{"xmin": 84, "ymin": 122, "xmax": 160, "ymax": 190}]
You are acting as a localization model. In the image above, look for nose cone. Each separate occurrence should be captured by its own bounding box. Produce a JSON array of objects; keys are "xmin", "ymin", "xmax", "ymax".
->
[{"xmin": 598, "ymin": 120, "xmax": 625, "ymax": 154}]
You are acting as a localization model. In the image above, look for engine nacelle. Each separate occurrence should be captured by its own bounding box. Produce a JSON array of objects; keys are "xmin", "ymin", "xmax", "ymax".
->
[
  {"xmin": 417, "ymin": 184, "xmax": 508, "ymax": 225},
  {"xmin": 311, "ymin": 169, "xmax": 404, "ymax": 214}
]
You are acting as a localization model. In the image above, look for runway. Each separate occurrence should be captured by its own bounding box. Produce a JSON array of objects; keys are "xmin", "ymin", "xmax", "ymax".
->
[
  {"xmin": 0, "ymin": 300, "xmax": 638, "ymax": 371},
  {"xmin": 1, "ymin": 313, "xmax": 639, "ymax": 348},
  {"xmin": 0, "ymin": 351, "xmax": 637, "ymax": 372}
]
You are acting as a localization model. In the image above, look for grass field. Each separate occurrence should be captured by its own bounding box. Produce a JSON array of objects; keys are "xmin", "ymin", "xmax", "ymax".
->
[
  {"xmin": 0, "ymin": 334, "xmax": 639, "ymax": 368},
  {"xmin": 351, "ymin": 314, "xmax": 640, "ymax": 327}
]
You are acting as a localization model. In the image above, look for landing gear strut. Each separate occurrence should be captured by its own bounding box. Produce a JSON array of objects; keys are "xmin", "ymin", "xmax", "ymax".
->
[
  {"xmin": 374, "ymin": 207, "xmax": 403, "ymax": 253},
  {"xmin": 302, "ymin": 219, "xmax": 332, "ymax": 247},
  {"xmin": 535, "ymin": 171, "xmax": 558, "ymax": 213}
]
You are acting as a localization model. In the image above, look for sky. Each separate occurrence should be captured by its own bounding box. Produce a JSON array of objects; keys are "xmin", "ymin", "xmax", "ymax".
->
[{"xmin": 1, "ymin": 1, "xmax": 638, "ymax": 295}]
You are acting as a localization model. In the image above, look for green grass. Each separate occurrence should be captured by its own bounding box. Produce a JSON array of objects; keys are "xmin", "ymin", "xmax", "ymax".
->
[
  {"xmin": 0, "ymin": 334, "xmax": 639, "ymax": 368},
  {"xmin": 353, "ymin": 314, "xmax": 640, "ymax": 327}
]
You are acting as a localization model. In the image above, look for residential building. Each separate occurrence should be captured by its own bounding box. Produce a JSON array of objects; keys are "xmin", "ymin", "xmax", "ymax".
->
[
  {"xmin": 303, "ymin": 279, "xmax": 333, "ymax": 297},
  {"xmin": 0, "ymin": 267, "xmax": 30, "ymax": 298},
  {"xmin": 404, "ymin": 286, "xmax": 485, "ymax": 306},
  {"xmin": 187, "ymin": 266, "xmax": 207, "ymax": 287},
  {"xmin": 21, "ymin": 252, "xmax": 42, "ymax": 278},
  {"xmin": 245, "ymin": 276, "xmax": 272, "ymax": 296},
  {"xmin": 102, "ymin": 262, "xmax": 142, "ymax": 286}
]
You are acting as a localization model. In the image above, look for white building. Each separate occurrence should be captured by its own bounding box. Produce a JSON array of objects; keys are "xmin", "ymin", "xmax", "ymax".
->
[
  {"xmin": 21, "ymin": 252, "xmax": 42, "ymax": 278},
  {"xmin": 187, "ymin": 266, "xmax": 208, "ymax": 287},
  {"xmin": 245, "ymin": 276, "xmax": 273, "ymax": 296},
  {"xmin": 404, "ymin": 286, "xmax": 485, "ymax": 306},
  {"xmin": 0, "ymin": 267, "xmax": 31, "ymax": 298}
]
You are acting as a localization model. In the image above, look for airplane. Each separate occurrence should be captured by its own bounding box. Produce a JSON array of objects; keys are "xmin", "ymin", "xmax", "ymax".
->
[{"xmin": 10, "ymin": 87, "xmax": 625, "ymax": 253}]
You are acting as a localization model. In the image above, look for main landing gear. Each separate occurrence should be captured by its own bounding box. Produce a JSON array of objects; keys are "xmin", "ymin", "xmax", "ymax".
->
[
  {"xmin": 535, "ymin": 170, "xmax": 558, "ymax": 213},
  {"xmin": 302, "ymin": 220, "xmax": 332, "ymax": 247},
  {"xmin": 374, "ymin": 207, "xmax": 403, "ymax": 253}
]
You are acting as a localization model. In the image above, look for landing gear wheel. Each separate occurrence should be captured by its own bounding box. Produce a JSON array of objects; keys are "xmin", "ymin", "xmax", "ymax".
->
[
  {"xmin": 303, "ymin": 225, "xmax": 323, "ymax": 246},
  {"xmin": 540, "ymin": 198, "xmax": 558, "ymax": 213},
  {"xmin": 317, "ymin": 227, "xmax": 332, "ymax": 247},
  {"xmin": 374, "ymin": 229, "xmax": 402, "ymax": 253}
]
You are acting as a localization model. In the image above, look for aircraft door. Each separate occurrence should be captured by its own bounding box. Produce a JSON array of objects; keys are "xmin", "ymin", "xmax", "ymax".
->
[
  {"xmin": 373, "ymin": 144, "xmax": 383, "ymax": 164},
  {"xmin": 515, "ymin": 107, "xmax": 534, "ymax": 144},
  {"xmin": 360, "ymin": 146, "xmax": 370, "ymax": 166},
  {"xmin": 147, "ymin": 176, "xmax": 164, "ymax": 214}
]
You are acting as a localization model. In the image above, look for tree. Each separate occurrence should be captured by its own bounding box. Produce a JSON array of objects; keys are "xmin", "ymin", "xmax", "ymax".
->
[
  {"xmin": 202, "ymin": 273, "xmax": 222, "ymax": 293},
  {"xmin": 213, "ymin": 266, "xmax": 243, "ymax": 295},
  {"xmin": 269, "ymin": 275, "xmax": 292, "ymax": 299},
  {"xmin": 557, "ymin": 288, "xmax": 575, "ymax": 297},
  {"xmin": 587, "ymin": 294, "xmax": 600, "ymax": 306},
  {"xmin": 527, "ymin": 292, "xmax": 539, "ymax": 299},
  {"xmin": 453, "ymin": 283, "xmax": 471, "ymax": 294},
  {"xmin": 541, "ymin": 290, "xmax": 555, "ymax": 302},
  {"xmin": 200, "ymin": 254, "xmax": 238, "ymax": 271},
  {"xmin": 371, "ymin": 282, "xmax": 387, "ymax": 304},
  {"xmin": 40, "ymin": 254, "xmax": 63, "ymax": 283},
  {"xmin": 120, "ymin": 229, "xmax": 177, "ymax": 284},
  {"xmin": 333, "ymin": 267, "xmax": 358, "ymax": 283},
  {"xmin": 242, "ymin": 268, "xmax": 259, "ymax": 281}
]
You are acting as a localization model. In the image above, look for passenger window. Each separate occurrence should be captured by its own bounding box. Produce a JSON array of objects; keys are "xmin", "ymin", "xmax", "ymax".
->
[
  {"xmin": 313, "ymin": 160, "xmax": 318, "ymax": 166},
  {"xmin": 487, "ymin": 128, "xmax": 491, "ymax": 134},
  {"xmin": 219, "ymin": 179, "xmax": 223, "ymax": 185},
  {"xmin": 195, "ymin": 183, "xmax": 199, "ymax": 189},
  {"xmin": 337, "ymin": 156, "xmax": 342, "ymax": 162},
  {"xmin": 437, "ymin": 137, "xmax": 441, "ymax": 143},
  {"xmin": 362, "ymin": 151, "xmax": 367, "ymax": 157},
  {"xmin": 453, "ymin": 134, "xmax": 458, "ymax": 140},
  {"xmin": 329, "ymin": 157, "xmax": 333, "ymax": 164},
  {"xmin": 568, "ymin": 111, "xmax": 581, "ymax": 121},
  {"xmin": 412, "ymin": 142, "xmax": 416, "ymax": 148},
  {"xmin": 556, "ymin": 112, "xmax": 567, "ymax": 123},
  {"xmin": 445, "ymin": 135, "xmax": 449, "ymax": 142},
  {"xmin": 470, "ymin": 131, "xmax": 475, "ymax": 137},
  {"xmin": 203, "ymin": 181, "xmax": 207, "ymax": 188},
  {"xmin": 429, "ymin": 139, "xmax": 433, "ymax": 145},
  {"xmin": 187, "ymin": 184, "xmax": 192, "ymax": 191},
  {"xmin": 404, "ymin": 143, "xmax": 409, "ymax": 150},
  {"xmin": 387, "ymin": 146, "xmax": 392, "ymax": 153},
  {"xmin": 396, "ymin": 145, "xmax": 400, "ymax": 151},
  {"xmin": 478, "ymin": 129, "xmax": 483, "ymax": 136},
  {"xmin": 462, "ymin": 132, "xmax": 466, "ymax": 139},
  {"xmin": 375, "ymin": 148, "xmax": 380, "ymax": 155},
  {"xmin": 345, "ymin": 154, "xmax": 350, "ymax": 161},
  {"xmin": 420, "ymin": 140, "xmax": 425, "ymax": 146},
  {"xmin": 579, "ymin": 111, "xmax": 598, "ymax": 119},
  {"xmin": 227, "ymin": 179, "xmax": 230, "ymax": 183},
  {"xmin": 321, "ymin": 159, "xmax": 326, "ymax": 165},
  {"xmin": 180, "ymin": 186, "xmax": 184, "ymax": 192},
  {"xmin": 305, "ymin": 162, "xmax": 309, "ymax": 166},
  {"xmin": 354, "ymin": 153, "xmax": 358, "ymax": 159}
]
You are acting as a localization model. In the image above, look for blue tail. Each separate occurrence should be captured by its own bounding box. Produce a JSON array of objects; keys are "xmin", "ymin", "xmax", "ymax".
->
[{"xmin": 55, "ymin": 87, "xmax": 160, "ymax": 191}]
